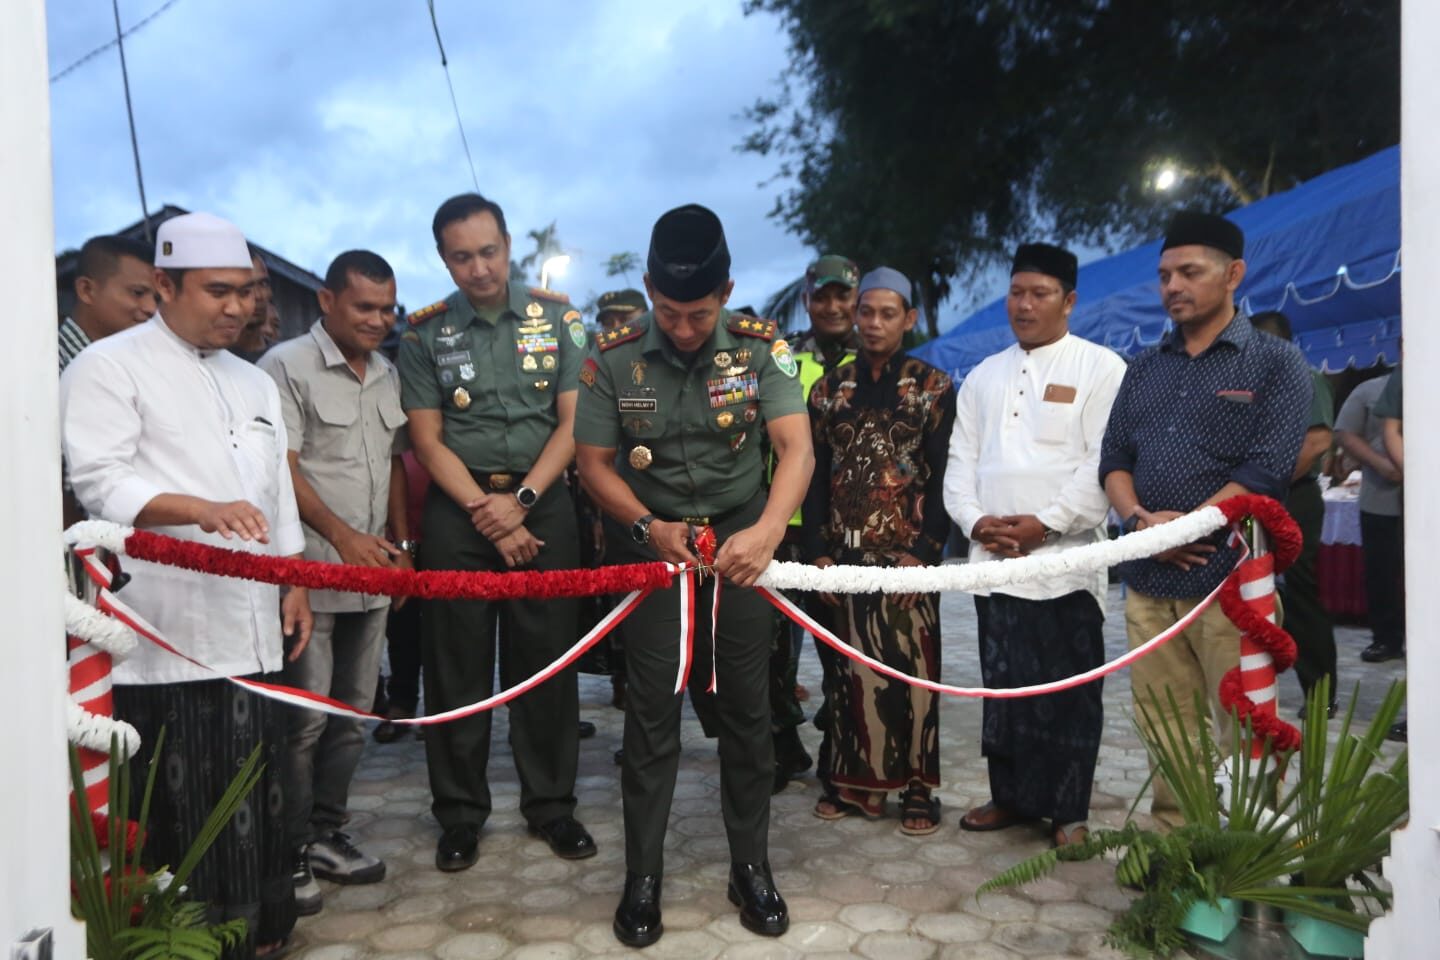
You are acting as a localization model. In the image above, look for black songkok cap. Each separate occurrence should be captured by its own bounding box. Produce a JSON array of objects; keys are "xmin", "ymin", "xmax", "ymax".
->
[
  {"xmin": 647, "ymin": 204, "xmax": 731, "ymax": 301},
  {"xmin": 1011, "ymin": 243, "xmax": 1079, "ymax": 290},
  {"xmin": 1161, "ymin": 210, "xmax": 1245, "ymax": 260}
]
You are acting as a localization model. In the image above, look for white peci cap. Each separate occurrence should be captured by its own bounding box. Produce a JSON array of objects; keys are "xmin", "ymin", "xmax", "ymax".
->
[{"xmin": 154, "ymin": 212, "xmax": 252, "ymax": 270}]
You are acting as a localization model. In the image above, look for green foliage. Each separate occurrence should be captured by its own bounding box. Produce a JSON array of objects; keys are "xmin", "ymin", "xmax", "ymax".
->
[
  {"xmin": 604, "ymin": 252, "xmax": 641, "ymax": 286},
  {"xmin": 980, "ymin": 681, "xmax": 1407, "ymax": 955},
  {"xmin": 70, "ymin": 731, "xmax": 264, "ymax": 960},
  {"xmin": 742, "ymin": 0, "xmax": 1398, "ymax": 334}
]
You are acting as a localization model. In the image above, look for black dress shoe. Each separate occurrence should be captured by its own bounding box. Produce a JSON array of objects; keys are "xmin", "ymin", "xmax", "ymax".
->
[
  {"xmin": 529, "ymin": 815, "xmax": 597, "ymax": 860},
  {"xmin": 578, "ymin": 720, "xmax": 597, "ymax": 739},
  {"xmin": 1361, "ymin": 642, "xmax": 1405, "ymax": 663},
  {"xmin": 727, "ymin": 861, "xmax": 788, "ymax": 937},
  {"xmin": 435, "ymin": 825, "xmax": 479, "ymax": 872},
  {"xmin": 613, "ymin": 871, "xmax": 663, "ymax": 947}
]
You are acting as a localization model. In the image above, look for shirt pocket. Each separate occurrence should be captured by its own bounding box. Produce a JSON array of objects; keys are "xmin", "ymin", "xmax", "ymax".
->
[
  {"xmin": 1034, "ymin": 400, "xmax": 1075, "ymax": 445},
  {"xmin": 313, "ymin": 393, "xmax": 360, "ymax": 461},
  {"xmin": 233, "ymin": 419, "xmax": 280, "ymax": 509}
]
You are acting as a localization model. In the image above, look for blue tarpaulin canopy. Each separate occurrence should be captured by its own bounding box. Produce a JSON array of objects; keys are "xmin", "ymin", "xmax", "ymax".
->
[{"xmin": 913, "ymin": 146, "xmax": 1400, "ymax": 380}]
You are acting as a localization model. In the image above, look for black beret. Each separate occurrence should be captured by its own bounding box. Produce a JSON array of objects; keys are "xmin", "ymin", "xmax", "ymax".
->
[
  {"xmin": 647, "ymin": 204, "xmax": 731, "ymax": 302},
  {"xmin": 1011, "ymin": 242, "xmax": 1079, "ymax": 290},
  {"xmin": 1162, "ymin": 210, "xmax": 1245, "ymax": 260}
]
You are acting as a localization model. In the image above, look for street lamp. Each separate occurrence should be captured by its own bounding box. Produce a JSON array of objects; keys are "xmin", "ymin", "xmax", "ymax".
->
[
  {"xmin": 540, "ymin": 254, "xmax": 571, "ymax": 291},
  {"xmin": 1155, "ymin": 167, "xmax": 1179, "ymax": 191}
]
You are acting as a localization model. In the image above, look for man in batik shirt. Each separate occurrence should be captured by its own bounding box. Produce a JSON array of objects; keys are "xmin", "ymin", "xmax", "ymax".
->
[{"xmin": 801, "ymin": 266, "xmax": 955, "ymax": 836}]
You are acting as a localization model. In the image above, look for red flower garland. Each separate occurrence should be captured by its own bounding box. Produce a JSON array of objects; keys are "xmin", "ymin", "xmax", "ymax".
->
[
  {"xmin": 123, "ymin": 529, "xmax": 675, "ymax": 600},
  {"xmin": 1214, "ymin": 495, "xmax": 1304, "ymax": 752}
]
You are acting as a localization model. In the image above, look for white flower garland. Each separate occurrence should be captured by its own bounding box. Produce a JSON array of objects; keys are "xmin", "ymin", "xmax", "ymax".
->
[
  {"xmin": 66, "ymin": 698, "xmax": 140, "ymax": 758},
  {"xmin": 756, "ymin": 506, "xmax": 1229, "ymax": 594},
  {"xmin": 64, "ymin": 519, "xmax": 134, "ymax": 554},
  {"xmin": 65, "ymin": 593, "xmax": 138, "ymax": 657}
]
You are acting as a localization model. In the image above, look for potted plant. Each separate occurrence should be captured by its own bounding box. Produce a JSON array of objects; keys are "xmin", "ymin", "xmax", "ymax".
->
[
  {"xmin": 980, "ymin": 680, "xmax": 1406, "ymax": 958},
  {"xmin": 70, "ymin": 730, "xmax": 262, "ymax": 960}
]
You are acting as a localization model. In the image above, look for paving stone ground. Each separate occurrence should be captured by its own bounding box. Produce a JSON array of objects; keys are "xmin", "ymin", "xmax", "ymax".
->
[{"xmin": 288, "ymin": 584, "xmax": 1405, "ymax": 959}]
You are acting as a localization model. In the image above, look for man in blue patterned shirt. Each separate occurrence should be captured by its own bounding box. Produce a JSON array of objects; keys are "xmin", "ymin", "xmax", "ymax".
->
[{"xmin": 1099, "ymin": 211, "xmax": 1312, "ymax": 827}]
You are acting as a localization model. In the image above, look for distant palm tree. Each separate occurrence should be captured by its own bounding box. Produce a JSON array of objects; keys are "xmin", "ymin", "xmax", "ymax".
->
[{"xmin": 605, "ymin": 251, "xmax": 641, "ymax": 287}]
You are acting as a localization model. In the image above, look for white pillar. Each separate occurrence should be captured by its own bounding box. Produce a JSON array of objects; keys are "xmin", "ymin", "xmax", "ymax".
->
[
  {"xmin": 0, "ymin": 1, "xmax": 85, "ymax": 956},
  {"xmin": 1364, "ymin": 3, "xmax": 1440, "ymax": 957}
]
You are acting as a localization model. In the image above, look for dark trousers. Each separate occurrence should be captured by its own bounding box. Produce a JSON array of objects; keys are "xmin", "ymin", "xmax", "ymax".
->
[
  {"xmin": 810, "ymin": 600, "xmax": 846, "ymax": 791},
  {"xmin": 419, "ymin": 484, "xmax": 580, "ymax": 831},
  {"xmin": 607, "ymin": 500, "xmax": 775, "ymax": 874},
  {"xmin": 1360, "ymin": 510, "xmax": 1406, "ymax": 651},
  {"xmin": 1283, "ymin": 479, "xmax": 1338, "ymax": 701},
  {"xmin": 384, "ymin": 598, "xmax": 422, "ymax": 713},
  {"xmin": 767, "ymin": 541, "xmax": 806, "ymax": 734}
]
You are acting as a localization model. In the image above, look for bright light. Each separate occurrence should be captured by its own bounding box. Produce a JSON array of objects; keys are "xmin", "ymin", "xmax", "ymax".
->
[
  {"xmin": 1155, "ymin": 167, "xmax": 1178, "ymax": 191},
  {"xmin": 540, "ymin": 254, "xmax": 571, "ymax": 291}
]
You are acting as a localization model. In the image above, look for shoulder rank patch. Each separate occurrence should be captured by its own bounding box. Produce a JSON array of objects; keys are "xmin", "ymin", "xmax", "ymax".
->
[
  {"xmin": 580, "ymin": 356, "xmax": 598, "ymax": 388},
  {"xmin": 728, "ymin": 314, "xmax": 776, "ymax": 341},
  {"xmin": 528, "ymin": 286, "xmax": 571, "ymax": 304},
  {"xmin": 408, "ymin": 299, "xmax": 449, "ymax": 326},
  {"xmin": 597, "ymin": 319, "xmax": 646, "ymax": 352}
]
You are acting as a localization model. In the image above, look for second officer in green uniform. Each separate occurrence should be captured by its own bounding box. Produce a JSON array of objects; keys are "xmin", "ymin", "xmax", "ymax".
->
[
  {"xmin": 575, "ymin": 204, "xmax": 814, "ymax": 947},
  {"xmin": 398, "ymin": 192, "xmax": 595, "ymax": 872}
]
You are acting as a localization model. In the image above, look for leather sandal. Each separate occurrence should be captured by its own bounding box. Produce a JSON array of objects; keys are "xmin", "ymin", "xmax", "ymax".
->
[
  {"xmin": 1051, "ymin": 822, "xmax": 1090, "ymax": 848},
  {"xmin": 813, "ymin": 790, "xmax": 884, "ymax": 821},
  {"xmin": 959, "ymin": 801, "xmax": 1029, "ymax": 832},
  {"xmin": 897, "ymin": 786, "xmax": 941, "ymax": 836}
]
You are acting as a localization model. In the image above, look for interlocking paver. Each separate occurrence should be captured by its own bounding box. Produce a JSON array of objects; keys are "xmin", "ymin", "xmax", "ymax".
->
[{"xmin": 287, "ymin": 583, "xmax": 1398, "ymax": 957}]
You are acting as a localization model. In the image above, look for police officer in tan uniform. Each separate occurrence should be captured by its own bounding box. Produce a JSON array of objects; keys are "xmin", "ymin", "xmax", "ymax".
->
[{"xmin": 574, "ymin": 204, "xmax": 814, "ymax": 947}]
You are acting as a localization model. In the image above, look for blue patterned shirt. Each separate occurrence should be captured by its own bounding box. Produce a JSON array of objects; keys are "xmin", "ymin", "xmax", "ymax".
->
[{"xmin": 1099, "ymin": 310, "xmax": 1313, "ymax": 598}]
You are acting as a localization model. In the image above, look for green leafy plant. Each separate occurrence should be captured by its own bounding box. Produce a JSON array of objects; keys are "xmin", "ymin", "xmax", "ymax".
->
[
  {"xmin": 70, "ymin": 730, "xmax": 262, "ymax": 960},
  {"xmin": 980, "ymin": 680, "xmax": 1407, "ymax": 956}
]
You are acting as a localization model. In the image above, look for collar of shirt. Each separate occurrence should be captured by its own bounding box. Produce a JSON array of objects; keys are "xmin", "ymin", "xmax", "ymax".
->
[
  {"xmin": 853, "ymin": 349, "xmax": 906, "ymax": 385},
  {"xmin": 640, "ymin": 307, "xmax": 740, "ymax": 365},
  {"xmin": 793, "ymin": 327, "xmax": 859, "ymax": 362},
  {"xmin": 309, "ymin": 318, "xmax": 384, "ymax": 382},
  {"xmin": 151, "ymin": 311, "xmax": 225, "ymax": 360},
  {"xmin": 1158, "ymin": 305, "xmax": 1253, "ymax": 356},
  {"xmin": 58, "ymin": 316, "xmax": 92, "ymax": 368}
]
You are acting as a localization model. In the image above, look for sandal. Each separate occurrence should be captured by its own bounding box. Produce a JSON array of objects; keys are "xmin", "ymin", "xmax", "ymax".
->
[
  {"xmin": 257, "ymin": 937, "xmax": 296, "ymax": 958},
  {"xmin": 898, "ymin": 787, "xmax": 941, "ymax": 836},
  {"xmin": 1052, "ymin": 822, "xmax": 1090, "ymax": 848},
  {"xmin": 813, "ymin": 789, "xmax": 885, "ymax": 821},
  {"xmin": 959, "ymin": 801, "xmax": 1029, "ymax": 832}
]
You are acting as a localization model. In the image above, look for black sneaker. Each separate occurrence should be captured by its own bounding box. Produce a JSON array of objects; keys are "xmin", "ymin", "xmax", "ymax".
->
[
  {"xmin": 1361, "ymin": 643, "xmax": 1405, "ymax": 663},
  {"xmin": 308, "ymin": 831, "xmax": 386, "ymax": 885},
  {"xmin": 292, "ymin": 846, "xmax": 323, "ymax": 916}
]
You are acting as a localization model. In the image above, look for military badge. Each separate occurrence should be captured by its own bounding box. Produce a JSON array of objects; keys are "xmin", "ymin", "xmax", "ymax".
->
[
  {"xmin": 533, "ymin": 379, "xmax": 551, "ymax": 390},
  {"xmin": 730, "ymin": 433, "xmax": 747, "ymax": 453},
  {"xmin": 629, "ymin": 445, "xmax": 653, "ymax": 470},
  {"xmin": 459, "ymin": 363, "xmax": 475, "ymax": 381},
  {"xmin": 771, "ymin": 338, "xmax": 798, "ymax": 378},
  {"xmin": 440, "ymin": 368, "xmax": 455, "ymax": 385},
  {"xmin": 631, "ymin": 359, "xmax": 646, "ymax": 385},
  {"xmin": 522, "ymin": 355, "xmax": 538, "ymax": 372},
  {"xmin": 453, "ymin": 386, "xmax": 472, "ymax": 409},
  {"xmin": 525, "ymin": 301, "xmax": 545, "ymax": 318},
  {"xmin": 569, "ymin": 321, "xmax": 587, "ymax": 348},
  {"xmin": 736, "ymin": 349, "xmax": 752, "ymax": 366},
  {"xmin": 580, "ymin": 357, "xmax": 598, "ymax": 388},
  {"xmin": 713, "ymin": 351, "xmax": 732, "ymax": 368},
  {"xmin": 743, "ymin": 404, "xmax": 758, "ymax": 423},
  {"xmin": 541, "ymin": 354, "xmax": 557, "ymax": 371},
  {"xmin": 716, "ymin": 411, "xmax": 734, "ymax": 428},
  {"xmin": 563, "ymin": 309, "xmax": 581, "ymax": 324}
]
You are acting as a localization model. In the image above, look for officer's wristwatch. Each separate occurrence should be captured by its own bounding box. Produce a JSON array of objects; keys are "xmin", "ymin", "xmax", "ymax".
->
[
  {"xmin": 515, "ymin": 485, "xmax": 539, "ymax": 510},
  {"xmin": 631, "ymin": 514, "xmax": 656, "ymax": 545}
]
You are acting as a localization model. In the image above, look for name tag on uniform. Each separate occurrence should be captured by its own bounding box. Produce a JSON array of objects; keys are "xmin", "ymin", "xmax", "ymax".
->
[
  {"xmin": 1217, "ymin": 389, "xmax": 1255, "ymax": 403},
  {"xmin": 618, "ymin": 387, "xmax": 658, "ymax": 413},
  {"xmin": 707, "ymin": 372, "xmax": 759, "ymax": 408},
  {"xmin": 1043, "ymin": 383, "xmax": 1077, "ymax": 403},
  {"xmin": 436, "ymin": 350, "xmax": 470, "ymax": 367}
]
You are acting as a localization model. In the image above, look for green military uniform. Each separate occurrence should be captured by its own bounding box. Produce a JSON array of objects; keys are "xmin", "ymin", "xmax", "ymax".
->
[
  {"xmin": 397, "ymin": 283, "xmax": 587, "ymax": 833},
  {"xmin": 574, "ymin": 309, "xmax": 806, "ymax": 874}
]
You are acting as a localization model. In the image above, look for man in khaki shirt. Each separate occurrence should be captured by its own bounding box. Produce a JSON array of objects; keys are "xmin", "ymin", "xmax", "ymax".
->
[{"xmin": 259, "ymin": 250, "xmax": 411, "ymax": 915}]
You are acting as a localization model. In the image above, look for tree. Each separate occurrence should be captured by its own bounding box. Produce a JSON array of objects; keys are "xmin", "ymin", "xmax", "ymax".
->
[
  {"xmin": 605, "ymin": 251, "xmax": 641, "ymax": 287},
  {"xmin": 512, "ymin": 221, "xmax": 563, "ymax": 287},
  {"xmin": 742, "ymin": 0, "xmax": 1398, "ymax": 336}
]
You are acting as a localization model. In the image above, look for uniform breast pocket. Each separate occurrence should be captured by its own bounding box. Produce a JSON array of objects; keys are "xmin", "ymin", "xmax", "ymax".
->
[
  {"xmin": 621, "ymin": 409, "xmax": 668, "ymax": 440},
  {"xmin": 233, "ymin": 419, "xmax": 280, "ymax": 506},
  {"xmin": 1034, "ymin": 400, "xmax": 1075, "ymax": 445},
  {"xmin": 378, "ymin": 393, "xmax": 408, "ymax": 439}
]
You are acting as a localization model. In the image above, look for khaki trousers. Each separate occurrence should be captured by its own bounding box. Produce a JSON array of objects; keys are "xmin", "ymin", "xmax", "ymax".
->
[{"xmin": 1125, "ymin": 589, "xmax": 1240, "ymax": 827}]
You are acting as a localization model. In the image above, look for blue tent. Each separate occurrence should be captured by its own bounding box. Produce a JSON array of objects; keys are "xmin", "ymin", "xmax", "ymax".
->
[{"xmin": 913, "ymin": 146, "xmax": 1400, "ymax": 380}]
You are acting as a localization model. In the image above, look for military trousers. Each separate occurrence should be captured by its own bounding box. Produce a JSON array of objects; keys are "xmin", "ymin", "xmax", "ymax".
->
[
  {"xmin": 419, "ymin": 482, "xmax": 580, "ymax": 832},
  {"xmin": 607, "ymin": 497, "xmax": 775, "ymax": 874}
]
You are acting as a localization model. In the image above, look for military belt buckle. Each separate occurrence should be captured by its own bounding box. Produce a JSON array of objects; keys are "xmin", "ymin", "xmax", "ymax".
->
[
  {"xmin": 680, "ymin": 516, "xmax": 711, "ymax": 526},
  {"xmin": 488, "ymin": 474, "xmax": 515, "ymax": 491}
]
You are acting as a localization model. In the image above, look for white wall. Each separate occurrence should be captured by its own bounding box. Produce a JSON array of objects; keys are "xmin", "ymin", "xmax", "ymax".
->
[
  {"xmin": 1364, "ymin": 2, "xmax": 1440, "ymax": 957},
  {"xmin": 0, "ymin": 0, "xmax": 85, "ymax": 956}
]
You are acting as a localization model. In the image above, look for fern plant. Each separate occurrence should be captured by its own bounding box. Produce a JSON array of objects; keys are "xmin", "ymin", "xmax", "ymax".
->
[{"xmin": 70, "ymin": 730, "xmax": 259, "ymax": 960}]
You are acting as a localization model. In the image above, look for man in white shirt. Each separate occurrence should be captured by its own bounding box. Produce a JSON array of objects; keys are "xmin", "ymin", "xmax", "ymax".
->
[
  {"xmin": 943, "ymin": 243, "xmax": 1125, "ymax": 848},
  {"xmin": 61, "ymin": 211, "xmax": 313, "ymax": 958}
]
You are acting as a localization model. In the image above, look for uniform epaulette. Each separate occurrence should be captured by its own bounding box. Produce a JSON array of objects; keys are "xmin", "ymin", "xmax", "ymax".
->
[
  {"xmin": 408, "ymin": 299, "xmax": 449, "ymax": 326},
  {"xmin": 728, "ymin": 315, "xmax": 777, "ymax": 341},
  {"xmin": 528, "ymin": 286, "xmax": 571, "ymax": 304},
  {"xmin": 597, "ymin": 318, "xmax": 647, "ymax": 351}
]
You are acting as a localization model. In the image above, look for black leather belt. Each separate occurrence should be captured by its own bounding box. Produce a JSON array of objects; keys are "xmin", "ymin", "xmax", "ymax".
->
[{"xmin": 470, "ymin": 470, "xmax": 520, "ymax": 492}]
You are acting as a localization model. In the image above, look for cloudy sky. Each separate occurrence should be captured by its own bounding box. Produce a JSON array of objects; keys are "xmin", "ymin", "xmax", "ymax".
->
[{"xmin": 47, "ymin": 0, "xmax": 902, "ymax": 325}]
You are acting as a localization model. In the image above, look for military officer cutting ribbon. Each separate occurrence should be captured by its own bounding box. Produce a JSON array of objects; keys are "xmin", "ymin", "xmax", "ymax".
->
[
  {"xmin": 397, "ymin": 192, "xmax": 596, "ymax": 874},
  {"xmin": 574, "ymin": 204, "xmax": 814, "ymax": 947}
]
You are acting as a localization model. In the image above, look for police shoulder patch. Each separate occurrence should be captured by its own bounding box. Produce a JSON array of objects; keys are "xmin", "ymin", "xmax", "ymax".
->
[
  {"xmin": 728, "ymin": 314, "xmax": 776, "ymax": 341},
  {"xmin": 528, "ymin": 286, "xmax": 571, "ymax": 304},
  {"xmin": 408, "ymin": 299, "xmax": 449, "ymax": 326},
  {"xmin": 597, "ymin": 318, "xmax": 647, "ymax": 352}
]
